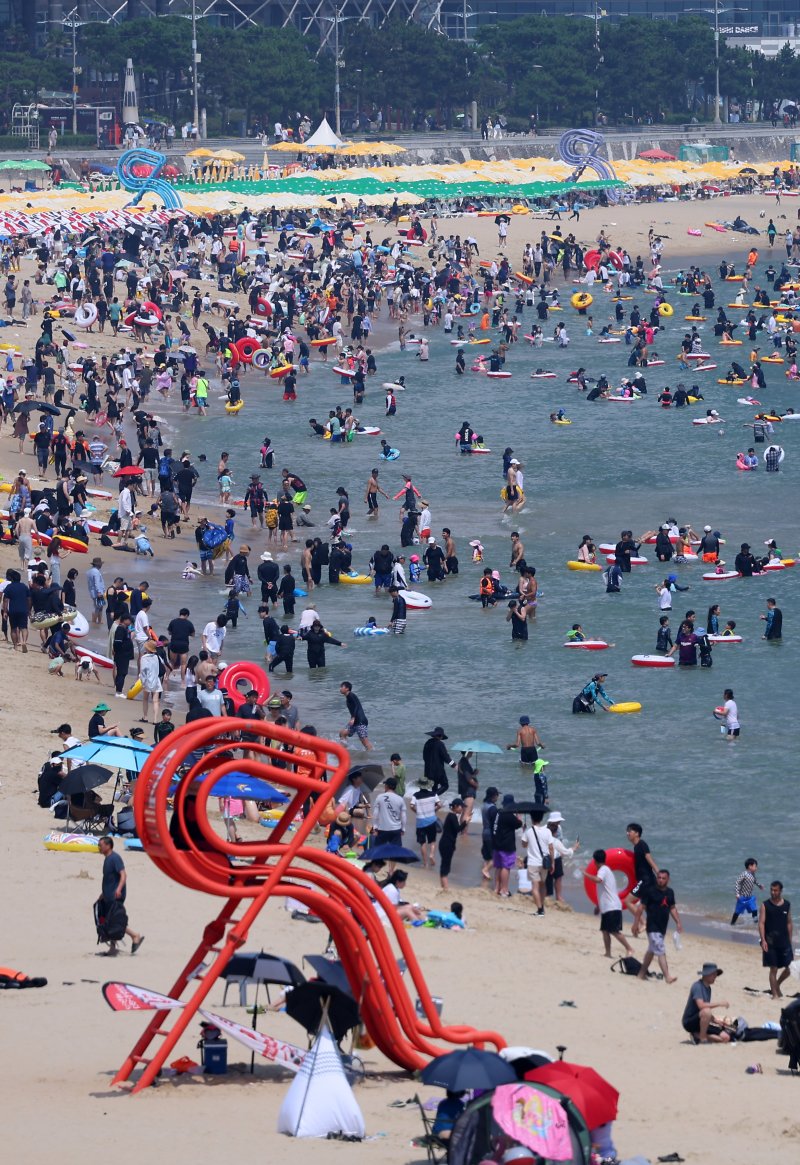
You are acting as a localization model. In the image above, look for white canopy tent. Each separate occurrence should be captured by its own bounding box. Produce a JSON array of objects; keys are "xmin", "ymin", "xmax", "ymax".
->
[
  {"xmin": 277, "ymin": 1021, "xmax": 365, "ymax": 1139},
  {"xmin": 303, "ymin": 117, "xmax": 346, "ymax": 150}
]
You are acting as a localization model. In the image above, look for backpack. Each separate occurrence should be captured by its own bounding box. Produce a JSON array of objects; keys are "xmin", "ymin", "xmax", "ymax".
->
[
  {"xmin": 611, "ymin": 956, "xmax": 643, "ymax": 976},
  {"xmin": 779, "ymin": 999, "xmax": 800, "ymax": 1070},
  {"xmin": 94, "ymin": 897, "xmax": 128, "ymax": 944}
]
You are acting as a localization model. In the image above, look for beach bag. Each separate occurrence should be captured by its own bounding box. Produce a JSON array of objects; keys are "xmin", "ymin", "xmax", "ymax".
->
[
  {"xmin": 94, "ymin": 898, "xmax": 128, "ymax": 944},
  {"xmin": 611, "ymin": 956, "xmax": 643, "ymax": 976},
  {"xmin": 779, "ymin": 999, "xmax": 800, "ymax": 1070}
]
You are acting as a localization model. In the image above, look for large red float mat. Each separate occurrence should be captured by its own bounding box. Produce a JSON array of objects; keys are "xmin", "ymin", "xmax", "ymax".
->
[{"xmin": 114, "ymin": 720, "xmax": 505, "ymax": 1091}]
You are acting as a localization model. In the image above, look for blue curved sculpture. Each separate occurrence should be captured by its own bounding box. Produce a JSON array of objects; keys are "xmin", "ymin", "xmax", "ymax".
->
[
  {"xmin": 116, "ymin": 148, "xmax": 182, "ymax": 210},
  {"xmin": 559, "ymin": 129, "xmax": 620, "ymax": 203}
]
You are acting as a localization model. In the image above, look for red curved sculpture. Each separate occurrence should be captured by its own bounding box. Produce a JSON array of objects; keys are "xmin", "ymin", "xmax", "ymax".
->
[{"xmin": 114, "ymin": 719, "xmax": 505, "ymax": 1092}]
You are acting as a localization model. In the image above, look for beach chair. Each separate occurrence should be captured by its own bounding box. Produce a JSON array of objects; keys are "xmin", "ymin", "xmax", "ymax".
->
[{"xmin": 411, "ymin": 1094, "xmax": 449, "ymax": 1165}]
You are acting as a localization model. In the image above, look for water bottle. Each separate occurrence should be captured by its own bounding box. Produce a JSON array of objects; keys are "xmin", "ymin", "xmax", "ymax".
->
[{"xmin": 672, "ymin": 930, "xmax": 682, "ymax": 950}]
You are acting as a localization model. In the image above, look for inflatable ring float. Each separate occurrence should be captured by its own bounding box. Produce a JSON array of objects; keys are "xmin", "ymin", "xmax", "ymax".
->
[
  {"xmin": 252, "ymin": 349, "xmax": 271, "ymax": 370},
  {"xmin": 225, "ymin": 400, "xmax": 244, "ymax": 413},
  {"xmin": 74, "ymin": 303, "xmax": 98, "ymax": 328},
  {"xmin": 340, "ymin": 572, "xmax": 372, "ymax": 585},
  {"xmin": 218, "ymin": 660, "xmax": 271, "ymax": 709},
  {"xmin": 353, "ymin": 626, "xmax": 390, "ymax": 636},
  {"xmin": 658, "ymin": 302, "xmax": 674, "ymax": 318},
  {"xmin": 254, "ymin": 297, "xmax": 273, "ymax": 318},
  {"xmin": 566, "ymin": 560, "xmax": 601, "ymax": 572},
  {"xmin": 584, "ymin": 848, "xmax": 636, "ymax": 906},
  {"xmin": 571, "ymin": 292, "xmax": 593, "ymax": 310},
  {"xmin": 234, "ymin": 337, "xmax": 261, "ymax": 364}
]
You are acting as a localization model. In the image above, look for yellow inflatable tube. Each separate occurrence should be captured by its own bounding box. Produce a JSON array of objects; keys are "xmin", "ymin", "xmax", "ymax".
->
[
  {"xmin": 609, "ymin": 702, "xmax": 642, "ymax": 714},
  {"xmin": 567, "ymin": 561, "xmax": 601, "ymax": 572},
  {"xmin": 127, "ymin": 678, "xmax": 143, "ymax": 700},
  {"xmin": 340, "ymin": 572, "xmax": 372, "ymax": 585}
]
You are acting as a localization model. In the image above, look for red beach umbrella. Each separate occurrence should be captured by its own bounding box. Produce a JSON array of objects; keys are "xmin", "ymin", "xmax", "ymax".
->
[{"xmin": 524, "ymin": 1060, "xmax": 619, "ymax": 1128}]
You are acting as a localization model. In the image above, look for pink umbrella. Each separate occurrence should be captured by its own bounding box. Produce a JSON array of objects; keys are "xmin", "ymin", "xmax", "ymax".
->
[
  {"xmin": 491, "ymin": 1084, "xmax": 573, "ymax": 1161},
  {"xmin": 639, "ymin": 148, "xmax": 677, "ymax": 161}
]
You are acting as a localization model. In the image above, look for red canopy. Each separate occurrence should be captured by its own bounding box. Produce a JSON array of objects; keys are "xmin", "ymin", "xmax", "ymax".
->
[
  {"xmin": 639, "ymin": 149, "xmax": 677, "ymax": 161},
  {"xmin": 112, "ymin": 466, "xmax": 145, "ymax": 478}
]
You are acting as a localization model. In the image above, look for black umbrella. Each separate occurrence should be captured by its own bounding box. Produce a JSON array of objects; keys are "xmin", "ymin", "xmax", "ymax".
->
[
  {"xmin": 303, "ymin": 954, "xmax": 354, "ymax": 997},
  {"xmin": 285, "ymin": 981, "xmax": 360, "ymax": 1043},
  {"xmin": 223, "ymin": 951, "xmax": 305, "ymax": 989},
  {"xmin": 420, "ymin": 1047, "xmax": 517, "ymax": 1091},
  {"xmin": 361, "ymin": 842, "xmax": 420, "ymax": 864},
  {"xmin": 14, "ymin": 400, "xmax": 61, "ymax": 416},
  {"xmin": 345, "ymin": 762, "xmax": 385, "ymax": 792},
  {"xmin": 59, "ymin": 763, "xmax": 114, "ymax": 797},
  {"xmin": 506, "ymin": 801, "xmax": 549, "ymax": 815}
]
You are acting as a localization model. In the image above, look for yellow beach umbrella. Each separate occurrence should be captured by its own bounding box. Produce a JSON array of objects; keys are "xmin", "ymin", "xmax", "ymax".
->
[
  {"xmin": 212, "ymin": 149, "xmax": 246, "ymax": 163},
  {"xmin": 187, "ymin": 148, "xmax": 215, "ymax": 158}
]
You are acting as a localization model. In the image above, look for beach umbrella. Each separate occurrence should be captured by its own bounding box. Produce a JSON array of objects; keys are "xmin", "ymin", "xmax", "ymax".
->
[
  {"xmin": 58, "ymin": 762, "xmax": 113, "ymax": 797},
  {"xmin": 198, "ymin": 772, "xmax": 289, "ymax": 801},
  {"xmin": 506, "ymin": 801, "xmax": 549, "ymax": 815},
  {"xmin": 60, "ymin": 735, "xmax": 152, "ymax": 774},
  {"xmin": 361, "ymin": 843, "xmax": 420, "ymax": 865},
  {"xmin": 638, "ymin": 149, "xmax": 677, "ymax": 161},
  {"xmin": 302, "ymin": 955, "xmax": 353, "ymax": 997},
  {"xmin": 213, "ymin": 149, "xmax": 246, "ymax": 163},
  {"xmin": 524, "ymin": 1061, "xmax": 619, "ymax": 1128},
  {"xmin": 451, "ymin": 740, "xmax": 504, "ymax": 754},
  {"xmin": 112, "ymin": 465, "xmax": 145, "ymax": 478},
  {"xmin": 14, "ymin": 400, "xmax": 61, "ymax": 416},
  {"xmin": 285, "ymin": 981, "xmax": 360, "ymax": 1043},
  {"xmin": 498, "ymin": 1046, "xmax": 553, "ymax": 1076},
  {"xmin": 224, "ymin": 951, "xmax": 305, "ymax": 989},
  {"xmin": 421, "ymin": 1047, "xmax": 517, "ymax": 1091},
  {"xmin": 344, "ymin": 761, "xmax": 385, "ymax": 791}
]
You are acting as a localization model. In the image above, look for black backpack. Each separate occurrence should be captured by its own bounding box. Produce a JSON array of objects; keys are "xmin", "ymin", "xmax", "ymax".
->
[
  {"xmin": 611, "ymin": 956, "xmax": 643, "ymax": 976},
  {"xmin": 94, "ymin": 898, "xmax": 128, "ymax": 944},
  {"xmin": 779, "ymin": 999, "xmax": 800, "ymax": 1070}
]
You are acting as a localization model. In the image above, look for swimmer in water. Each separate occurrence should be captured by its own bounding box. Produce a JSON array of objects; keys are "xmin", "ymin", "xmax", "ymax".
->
[{"xmin": 507, "ymin": 715, "xmax": 544, "ymax": 764}]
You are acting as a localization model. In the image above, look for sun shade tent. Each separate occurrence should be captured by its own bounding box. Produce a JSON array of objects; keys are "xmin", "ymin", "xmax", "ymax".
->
[
  {"xmin": 303, "ymin": 117, "xmax": 347, "ymax": 150},
  {"xmin": 277, "ymin": 1020, "xmax": 365, "ymax": 1139},
  {"xmin": 448, "ymin": 1084, "xmax": 593, "ymax": 1165}
]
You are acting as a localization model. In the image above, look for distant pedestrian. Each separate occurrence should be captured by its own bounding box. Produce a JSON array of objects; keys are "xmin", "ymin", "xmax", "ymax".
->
[
  {"xmin": 96, "ymin": 837, "xmax": 144, "ymax": 957},
  {"xmin": 730, "ymin": 858, "xmax": 763, "ymax": 926},
  {"xmin": 758, "ymin": 881, "xmax": 794, "ymax": 999}
]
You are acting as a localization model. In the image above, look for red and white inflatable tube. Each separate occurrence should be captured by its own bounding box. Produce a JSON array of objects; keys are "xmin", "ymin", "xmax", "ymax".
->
[
  {"xmin": 584, "ymin": 848, "xmax": 636, "ymax": 906},
  {"xmin": 74, "ymin": 644, "xmax": 114, "ymax": 669}
]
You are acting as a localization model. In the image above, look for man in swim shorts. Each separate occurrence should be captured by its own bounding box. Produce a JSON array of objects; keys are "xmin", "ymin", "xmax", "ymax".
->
[{"xmin": 507, "ymin": 716, "xmax": 544, "ymax": 764}]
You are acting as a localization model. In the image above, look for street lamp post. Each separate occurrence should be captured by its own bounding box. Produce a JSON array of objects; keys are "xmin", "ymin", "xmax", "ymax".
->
[
  {"xmin": 67, "ymin": 7, "xmax": 79, "ymax": 137},
  {"xmin": 191, "ymin": 0, "xmax": 201, "ymax": 137},
  {"xmin": 688, "ymin": 3, "xmax": 747, "ymax": 127},
  {"xmin": 334, "ymin": 5, "xmax": 342, "ymax": 138}
]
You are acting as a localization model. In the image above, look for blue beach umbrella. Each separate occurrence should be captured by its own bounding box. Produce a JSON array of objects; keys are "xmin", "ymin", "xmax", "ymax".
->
[
  {"xmin": 60, "ymin": 735, "xmax": 152, "ymax": 773},
  {"xmin": 451, "ymin": 740, "xmax": 504, "ymax": 754},
  {"xmin": 183, "ymin": 771, "xmax": 289, "ymax": 801}
]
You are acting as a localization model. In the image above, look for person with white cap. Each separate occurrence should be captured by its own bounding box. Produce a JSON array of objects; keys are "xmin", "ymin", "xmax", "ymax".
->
[
  {"xmin": 503, "ymin": 458, "xmax": 523, "ymax": 514},
  {"xmin": 697, "ymin": 525, "xmax": 721, "ymax": 563},
  {"xmin": 545, "ymin": 811, "xmax": 580, "ymax": 904},
  {"xmin": 423, "ymin": 535, "xmax": 447, "ymax": 582}
]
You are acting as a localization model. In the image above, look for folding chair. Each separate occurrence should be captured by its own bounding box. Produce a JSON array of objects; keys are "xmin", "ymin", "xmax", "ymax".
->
[{"xmin": 411, "ymin": 1094, "xmax": 449, "ymax": 1165}]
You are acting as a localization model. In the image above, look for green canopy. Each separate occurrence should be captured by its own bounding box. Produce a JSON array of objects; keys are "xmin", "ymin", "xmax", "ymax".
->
[
  {"xmin": 178, "ymin": 175, "xmax": 622, "ymax": 201},
  {"xmin": 0, "ymin": 159, "xmax": 51, "ymax": 172}
]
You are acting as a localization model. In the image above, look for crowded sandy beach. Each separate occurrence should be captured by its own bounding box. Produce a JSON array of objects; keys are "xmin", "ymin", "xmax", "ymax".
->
[{"xmin": 1, "ymin": 162, "xmax": 799, "ymax": 1165}]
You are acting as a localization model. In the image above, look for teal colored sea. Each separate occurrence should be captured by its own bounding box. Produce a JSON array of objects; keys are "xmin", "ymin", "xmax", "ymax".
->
[{"xmin": 145, "ymin": 260, "xmax": 799, "ymax": 923}]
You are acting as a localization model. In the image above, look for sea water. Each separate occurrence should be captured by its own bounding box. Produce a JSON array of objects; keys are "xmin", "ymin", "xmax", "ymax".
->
[{"xmin": 141, "ymin": 270, "xmax": 798, "ymax": 921}]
